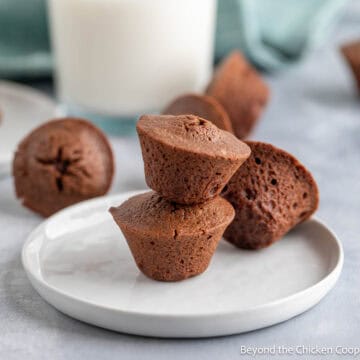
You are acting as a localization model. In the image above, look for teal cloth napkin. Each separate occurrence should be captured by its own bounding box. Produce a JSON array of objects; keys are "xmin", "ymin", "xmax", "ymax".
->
[
  {"xmin": 0, "ymin": 0, "xmax": 348, "ymax": 78},
  {"xmin": 0, "ymin": 0, "xmax": 51, "ymax": 78},
  {"xmin": 216, "ymin": 0, "xmax": 348, "ymax": 70}
]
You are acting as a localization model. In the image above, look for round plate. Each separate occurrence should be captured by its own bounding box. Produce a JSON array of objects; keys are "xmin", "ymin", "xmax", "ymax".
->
[
  {"xmin": 22, "ymin": 191, "xmax": 343, "ymax": 338},
  {"xmin": 0, "ymin": 80, "xmax": 58, "ymax": 176}
]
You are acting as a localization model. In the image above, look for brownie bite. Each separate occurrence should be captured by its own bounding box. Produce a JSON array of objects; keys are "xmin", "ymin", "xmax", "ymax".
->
[
  {"xmin": 222, "ymin": 141, "xmax": 319, "ymax": 250},
  {"xmin": 206, "ymin": 51, "xmax": 270, "ymax": 139},
  {"xmin": 13, "ymin": 118, "xmax": 114, "ymax": 217},
  {"xmin": 110, "ymin": 191, "xmax": 235, "ymax": 281},
  {"xmin": 163, "ymin": 93, "xmax": 234, "ymax": 133},
  {"xmin": 137, "ymin": 114, "xmax": 251, "ymax": 205},
  {"xmin": 341, "ymin": 40, "xmax": 360, "ymax": 92}
]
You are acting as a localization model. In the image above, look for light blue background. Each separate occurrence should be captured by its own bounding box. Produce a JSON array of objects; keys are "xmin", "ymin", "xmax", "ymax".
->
[
  {"xmin": 0, "ymin": 0, "xmax": 348, "ymax": 76},
  {"xmin": 0, "ymin": 2, "xmax": 359, "ymax": 359}
]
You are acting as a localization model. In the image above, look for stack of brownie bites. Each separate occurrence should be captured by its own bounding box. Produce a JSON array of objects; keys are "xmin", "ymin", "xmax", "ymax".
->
[
  {"xmin": 11, "ymin": 50, "xmax": 319, "ymax": 283},
  {"xmin": 110, "ymin": 115, "xmax": 251, "ymax": 281},
  {"xmin": 110, "ymin": 51, "xmax": 319, "ymax": 282}
]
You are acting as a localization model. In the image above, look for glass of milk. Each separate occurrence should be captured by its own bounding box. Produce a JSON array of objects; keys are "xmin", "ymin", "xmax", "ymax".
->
[{"xmin": 48, "ymin": 0, "xmax": 217, "ymax": 134}]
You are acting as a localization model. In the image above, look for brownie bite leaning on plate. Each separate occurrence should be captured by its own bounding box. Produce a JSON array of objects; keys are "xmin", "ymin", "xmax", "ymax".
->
[{"xmin": 222, "ymin": 141, "xmax": 319, "ymax": 250}]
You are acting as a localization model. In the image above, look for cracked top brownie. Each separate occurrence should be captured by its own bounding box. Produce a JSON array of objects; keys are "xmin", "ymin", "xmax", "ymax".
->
[{"xmin": 13, "ymin": 118, "xmax": 114, "ymax": 217}]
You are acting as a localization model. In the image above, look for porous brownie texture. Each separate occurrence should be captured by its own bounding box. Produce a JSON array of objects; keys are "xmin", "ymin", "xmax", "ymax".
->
[
  {"xmin": 13, "ymin": 118, "xmax": 114, "ymax": 217},
  {"xmin": 341, "ymin": 40, "xmax": 360, "ymax": 92},
  {"xmin": 206, "ymin": 51, "xmax": 270, "ymax": 139},
  {"xmin": 222, "ymin": 141, "xmax": 319, "ymax": 249},
  {"xmin": 137, "ymin": 114, "xmax": 251, "ymax": 205},
  {"xmin": 109, "ymin": 191, "xmax": 235, "ymax": 281},
  {"xmin": 163, "ymin": 93, "xmax": 234, "ymax": 133}
]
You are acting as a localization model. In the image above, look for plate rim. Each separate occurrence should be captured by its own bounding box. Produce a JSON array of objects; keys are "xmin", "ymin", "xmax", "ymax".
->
[
  {"xmin": 0, "ymin": 79, "xmax": 56, "ymax": 103},
  {"xmin": 0, "ymin": 80, "xmax": 58, "ymax": 165},
  {"xmin": 21, "ymin": 190, "xmax": 344, "ymax": 320}
]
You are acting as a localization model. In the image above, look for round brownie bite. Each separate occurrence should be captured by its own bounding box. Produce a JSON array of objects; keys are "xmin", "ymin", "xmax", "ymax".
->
[
  {"xmin": 206, "ymin": 51, "xmax": 270, "ymax": 139},
  {"xmin": 13, "ymin": 118, "xmax": 114, "ymax": 217},
  {"xmin": 222, "ymin": 141, "xmax": 319, "ymax": 250},
  {"xmin": 341, "ymin": 40, "xmax": 360, "ymax": 93},
  {"xmin": 109, "ymin": 191, "xmax": 235, "ymax": 282},
  {"xmin": 137, "ymin": 114, "xmax": 251, "ymax": 205},
  {"xmin": 163, "ymin": 93, "xmax": 234, "ymax": 133}
]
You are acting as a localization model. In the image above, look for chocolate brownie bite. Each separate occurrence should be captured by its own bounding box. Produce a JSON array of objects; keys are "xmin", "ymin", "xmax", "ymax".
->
[
  {"xmin": 109, "ymin": 191, "xmax": 235, "ymax": 281},
  {"xmin": 222, "ymin": 141, "xmax": 319, "ymax": 250},
  {"xmin": 163, "ymin": 93, "xmax": 234, "ymax": 133},
  {"xmin": 137, "ymin": 114, "xmax": 251, "ymax": 205},
  {"xmin": 341, "ymin": 40, "xmax": 360, "ymax": 92},
  {"xmin": 13, "ymin": 118, "xmax": 114, "ymax": 217},
  {"xmin": 206, "ymin": 51, "xmax": 270, "ymax": 139}
]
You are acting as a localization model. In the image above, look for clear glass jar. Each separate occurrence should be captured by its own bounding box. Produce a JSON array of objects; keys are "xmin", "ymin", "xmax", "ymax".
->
[{"xmin": 48, "ymin": 0, "xmax": 217, "ymax": 134}]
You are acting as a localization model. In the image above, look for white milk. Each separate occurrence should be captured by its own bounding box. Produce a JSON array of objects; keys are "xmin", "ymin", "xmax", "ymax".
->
[{"xmin": 48, "ymin": 0, "xmax": 217, "ymax": 117}]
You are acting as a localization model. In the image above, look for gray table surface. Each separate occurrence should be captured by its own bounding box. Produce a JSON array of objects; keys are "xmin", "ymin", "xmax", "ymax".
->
[{"xmin": 1, "ymin": 3, "xmax": 360, "ymax": 359}]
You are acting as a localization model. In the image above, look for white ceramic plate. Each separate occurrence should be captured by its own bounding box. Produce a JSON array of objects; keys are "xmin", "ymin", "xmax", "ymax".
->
[
  {"xmin": 22, "ymin": 190, "xmax": 343, "ymax": 338},
  {"xmin": 0, "ymin": 80, "xmax": 58, "ymax": 176}
]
